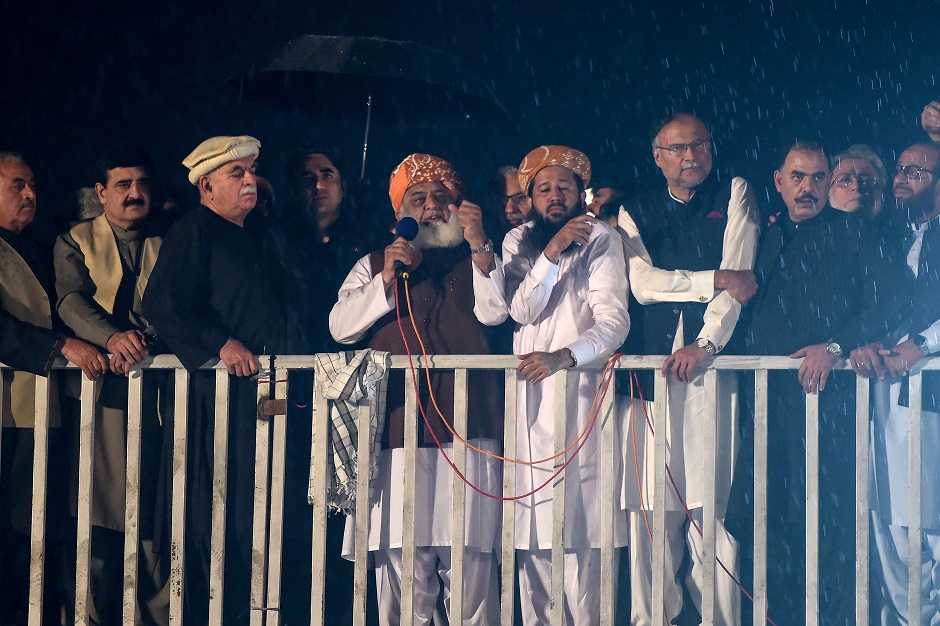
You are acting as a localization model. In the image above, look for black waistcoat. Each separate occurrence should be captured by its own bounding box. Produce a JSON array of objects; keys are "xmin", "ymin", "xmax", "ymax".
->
[{"xmin": 621, "ymin": 179, "xmax": 732, "ymax": 357}]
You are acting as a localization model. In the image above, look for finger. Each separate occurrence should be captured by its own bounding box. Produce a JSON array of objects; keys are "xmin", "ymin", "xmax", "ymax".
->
[
  {"xmin": 661, "ymin": 355, "xmax": 674, "ymax": 377},
  {"xmin": 818, "ymin": 367, "xmax": 830, "ymax": 392},
  {"xmin": 226, "ymin": 362, "xmax": 236, "ymax": 375},
  {"xmin": 789, "ymin": 348, "xmax": 807, "ymax": 359},
  {"xmin": 872, "ymin": 357, "xmax": 887, "ymax": 380}
]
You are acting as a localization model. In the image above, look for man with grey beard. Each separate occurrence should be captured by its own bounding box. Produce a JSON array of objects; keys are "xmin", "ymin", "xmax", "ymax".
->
[{"xmin": 329, "ymin": 153, "xmax": 507, "ymax": 626}]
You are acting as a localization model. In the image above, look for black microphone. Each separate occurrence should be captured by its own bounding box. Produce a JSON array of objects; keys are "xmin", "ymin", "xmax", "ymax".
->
[{"xmin": 393, "ymin": 216, "xmax": 420, "ymax": 278}]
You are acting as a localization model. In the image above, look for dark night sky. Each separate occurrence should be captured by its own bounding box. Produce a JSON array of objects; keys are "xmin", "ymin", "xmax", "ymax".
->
[{"xmin": 3, "ymin": 0, "xmax": 938, "ymax": 230}]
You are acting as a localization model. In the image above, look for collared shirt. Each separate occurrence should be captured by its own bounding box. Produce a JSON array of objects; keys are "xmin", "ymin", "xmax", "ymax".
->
[{"xmin": 618, "ymin": 176, "xmax": 759, "ymax": 352}]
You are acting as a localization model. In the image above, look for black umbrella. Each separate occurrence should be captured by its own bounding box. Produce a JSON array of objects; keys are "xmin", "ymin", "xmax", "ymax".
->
[{"xmin": 240, "ymin": 35, "xmax": 508, "ymax": 177}]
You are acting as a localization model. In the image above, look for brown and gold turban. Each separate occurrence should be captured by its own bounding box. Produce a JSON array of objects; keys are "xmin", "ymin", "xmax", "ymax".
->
[
  {"xmin": 517, "ymin": 145, "xmax": 592, "ymax": 193},
  {"xmin": 388, "ymin": 153, "xmax": 464, "ymax": 210}
]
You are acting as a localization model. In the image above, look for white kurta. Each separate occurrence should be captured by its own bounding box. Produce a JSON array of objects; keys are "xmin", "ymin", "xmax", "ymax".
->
[
  {"xmin": 871, "ymin": 220, "xmax": 940, "ymax": 530},
  {"xmin": 617, "ymin": 177, "xmax": 759, "ymax": 512},
  {"xmin": 329, "ymin": 250, "xmax": 510, "ymax": 554},
  {"xmin": 502, "ymin": 220, "xmax": 631, "ymax": 550}
]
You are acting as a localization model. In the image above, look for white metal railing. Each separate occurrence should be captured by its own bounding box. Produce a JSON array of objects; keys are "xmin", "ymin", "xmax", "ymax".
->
[{"xmin": 2, "ymin": 353, "xmax": 937, "ymax": 625}]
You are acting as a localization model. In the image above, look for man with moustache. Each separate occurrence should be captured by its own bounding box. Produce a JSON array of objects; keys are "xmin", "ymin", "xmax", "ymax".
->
[
  {"xmin": 739, "ymin": 139, "xmax": 908, "ymax": 624},
  {"xmin": 828, "ymin": 144, "xmax": 888, "ymax": 220},
  {"xmin": 502, "ymin": 145, "xmax": 630, "ymax": 625},
  {"xmin": 329, "ymin": 153, "xmax": 506, "ymax": 626},
  {"xmin": 618, "ymin": 112, "xmax": 759, "ymax": 626},
  {"xmin": 143, "ymin": 136, "xmax": 290, "ymax": 624},
  {"xmin": 54, "ymin": 145, "xmax": 168, "ymax": 625},
  {"xmin": 0, "ymin": 151, "xmax": 108, "ymax": 624},
  {"xmin": 851, "ymin": 142, "xmax": 940, "ymax": 625}
]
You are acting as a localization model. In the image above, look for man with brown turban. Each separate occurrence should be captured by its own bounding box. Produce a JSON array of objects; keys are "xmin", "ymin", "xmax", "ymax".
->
[
  {"xmin": 503, "ymin": 145, "xmax": 630, "ymax": 625},
  {"xmin": 329, "ymin": 153, "xmax": 507, "ymax": 626}
]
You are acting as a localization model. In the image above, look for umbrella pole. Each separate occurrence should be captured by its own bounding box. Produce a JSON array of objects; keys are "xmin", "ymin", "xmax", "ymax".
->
[{"xmin": 360, "ymin": 93, "xmax": 373, "ymax": 180}]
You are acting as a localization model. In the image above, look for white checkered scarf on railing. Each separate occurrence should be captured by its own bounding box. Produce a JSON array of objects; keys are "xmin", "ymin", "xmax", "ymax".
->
[{"xmin": 310, "ymin": 350, "xmax": 390, "ymax": 514}]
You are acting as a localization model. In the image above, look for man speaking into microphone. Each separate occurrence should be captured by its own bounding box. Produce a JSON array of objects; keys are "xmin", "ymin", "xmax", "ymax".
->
[{"xmin": 329, "ymin": 153, "xmax": 508, "ymax": 626}]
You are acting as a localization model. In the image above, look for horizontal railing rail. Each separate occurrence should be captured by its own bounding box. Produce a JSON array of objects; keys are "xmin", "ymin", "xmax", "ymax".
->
[{"xmin": 2, "ymin": 353, "xmax": 936, "ymax": 625}]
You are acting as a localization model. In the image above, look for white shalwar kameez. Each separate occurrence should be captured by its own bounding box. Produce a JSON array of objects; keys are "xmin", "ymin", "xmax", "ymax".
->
[
  {"xmin": 502, "ymin": 220, "xmax": 630, "ymax": 626},
  {"xmin": 870, "ymin": 220, "xmax": 940, "ymax": 626},
  {"xmin": 329, "ymin": 252, "xmax": 509, "ymax": 626},
  {"xmin": 617, "ymin": 177, "xmax": 759, "ymax": 626}
]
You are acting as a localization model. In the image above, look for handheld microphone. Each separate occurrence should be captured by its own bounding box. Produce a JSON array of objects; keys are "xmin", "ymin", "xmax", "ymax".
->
[{"xmin": 394, "ymin": 216, "xmax": 420, "ymax": 278}]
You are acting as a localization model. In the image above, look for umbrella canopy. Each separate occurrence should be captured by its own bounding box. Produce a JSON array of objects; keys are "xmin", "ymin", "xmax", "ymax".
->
[{"xmin": 240, "ymin": 35, "xmax": 508, "ymax": 124}]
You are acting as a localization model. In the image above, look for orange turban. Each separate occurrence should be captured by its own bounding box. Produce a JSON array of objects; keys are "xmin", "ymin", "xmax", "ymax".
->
[
  {"xmin": 517, "ymin": 145, "xmax": 592, "ymax": 193},
  {"xmin": 388, "ymin": 153, "xmax": 464, "ymax": 210}
]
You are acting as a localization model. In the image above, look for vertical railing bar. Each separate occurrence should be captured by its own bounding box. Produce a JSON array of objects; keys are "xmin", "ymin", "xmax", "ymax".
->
[
  {"xmin": 74, "ymin": 375, "xmax": 96, "ymax": 625},
  {"xmin": 599, "ymin": 371, "xmax": 616, "ymax": 626},
  {"xmin": 908, "ymin": 372, "xmax": 923, "ymax": 626},
  {"xmin": 250, "ymin": 376, "xmax": 272, "ymax": 626},
  {"xmin": 805, "ymin": 391, "xmax": 820, "ymax": 626},
  {"xmin": 27, "ymin": 374, "xmax": 50, "ymax": 626},
  {"xmin": 450, "ymin": 368, "xmax": 468, "ymax": 624},
  {"xmin": 855, "ymin": 376, "xmax": 870, "ymax": 626},
  {"xmin": 310, "ymin": 369, "xmax": 330, "ymax": 626},
  {"xmin": 500, "ymin": 369, "xmax": 518, "ymax": 626},
  {"xmin": 700, "ymin": 369, "xmax": 718, "ymax": 625},
  {"xmin": 352, "ymin": 398, "xmax": 372, "ymax": 626},
  {"xmin": 122, "ymin": 372, "xmax": 144, "ymax": 625},
  {"xmin": 550, "ymin": 369, "xmax": 568, "ymax": 626},
  {"xmin": 209, "ymin": 370, "xmax": 230, "ymax": 626},
  {"xmin": 264, "ymin": 368, "xmax": 289, "ymax": 626},
  {"xmin": 400, "ymin": 366, "xmax": 419, "ymax": 623},
  {"xmin": 753, "ymin": 369, "xmax": 769, "ymax": 625},
  {"xmin": 651, "ymin": 372, "xmax": 668, "ymax": 626},
  {"xmin": 168, "ymin": 368, "xmax": 189, "ymax": 626}
]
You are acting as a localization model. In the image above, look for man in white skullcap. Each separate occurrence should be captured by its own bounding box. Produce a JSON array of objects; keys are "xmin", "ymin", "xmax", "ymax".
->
[{"xmin": 143, "ymin": 135, "xmax": 290, "ymax": 624}]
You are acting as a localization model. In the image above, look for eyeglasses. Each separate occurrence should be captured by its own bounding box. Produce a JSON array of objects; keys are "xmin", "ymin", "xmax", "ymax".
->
[
  {"xmin": 504, "ymin": 192, "xmax": 527, "ymax": 205},
  {"xmin": 831, "ymin": 173, "xmax": 879, "ymax": 189},
  {"xmin": 895, "ymin": 164, "xmax": 935, "ymax": 181},
  {"xmin": 654, "ymin": 139, "xmax": 711, "ymax": 157}
]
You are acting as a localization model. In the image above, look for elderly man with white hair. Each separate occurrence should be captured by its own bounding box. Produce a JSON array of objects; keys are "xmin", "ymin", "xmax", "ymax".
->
[
  {"xmin": 143, "ymin": 135, "xmax": 290, "ymax": 625},
  {"xmin": 828, "ymin": 143, "xmax": 888, "ymax": 220}
]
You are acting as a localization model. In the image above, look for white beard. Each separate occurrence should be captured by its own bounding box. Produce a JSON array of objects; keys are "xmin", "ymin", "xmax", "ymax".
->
[{"xmin": 413, "ymin": 215, "xmax": 465, "ymax": 250}]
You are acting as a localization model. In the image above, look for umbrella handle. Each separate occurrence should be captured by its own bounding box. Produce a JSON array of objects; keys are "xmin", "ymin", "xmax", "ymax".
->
[{"xmin": 360, "ymin": 93, "xmax": 373, "ymax": 180}]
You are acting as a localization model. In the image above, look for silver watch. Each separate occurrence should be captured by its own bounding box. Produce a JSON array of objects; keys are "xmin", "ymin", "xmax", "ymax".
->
[
  {"xmin": 825, "ymin": 339, "xmax": 843, "ymax": 357},
  {"xmin": 696, "ymin": 338, "xmax": 717, "ymax": 356},
  {"xmin": 470, "ymin": 240, "xmax": 493, "ymax": 254},
  {"xmin": 913, "ymin": 334, "xmax": 930, "ymax": 356}
]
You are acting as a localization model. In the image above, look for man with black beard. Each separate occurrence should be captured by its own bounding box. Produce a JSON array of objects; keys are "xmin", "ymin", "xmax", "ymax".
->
[
  {"xmin": 502, "ymin": 145, "xmax": 630, "ymax": 625},
  {"xmin": 736, "ymin": 139, "xmax": 908, "ymax": 625},
  {"xmin": 852, "ymin": 142, "xmax": 940, "ymax": 625},
  {"xmin": 330, "ymin": 153, "xmax": 507, "ymax": 626}
]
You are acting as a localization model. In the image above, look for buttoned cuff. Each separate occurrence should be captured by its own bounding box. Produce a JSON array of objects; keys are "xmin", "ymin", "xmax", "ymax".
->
[{"xmin": 690, "ymin": 270, "xmax": 716, "ymax": 303}]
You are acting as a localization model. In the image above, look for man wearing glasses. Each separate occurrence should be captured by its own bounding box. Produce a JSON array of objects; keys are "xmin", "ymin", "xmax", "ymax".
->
[
  {"xmin": 828, "ymin": 144, "xmax": 888, "ymax": 220},
  {"xmin": 618, "ymin": 112, "xmax": 759, "ymax": 625},
  {"xmin": 857, "ymin": 141, "xmax": 940, "ymax": 625}
]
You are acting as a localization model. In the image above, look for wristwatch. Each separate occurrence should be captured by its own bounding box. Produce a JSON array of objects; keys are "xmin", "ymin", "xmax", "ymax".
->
[
  {"xmin": 913, "ymin": 334, "xmax": 930, "ymax": 356},
  {"xmin": 470, "ymin": 240, "xmax": 493, "ymax": 255},
  {"xmin": 825, "ymin": 339, "xmax": 843, "ymax": 358},
  {"xmin": 696, "ymin": 338, "xmax": 718, "ymax": 356}
]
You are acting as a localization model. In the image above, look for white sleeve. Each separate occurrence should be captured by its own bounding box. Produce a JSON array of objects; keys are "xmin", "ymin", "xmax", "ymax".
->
[
  {"xmin": 618, "ymin": 204, "xmax": 716, "ymax": 305},
  {"xmin": 565, "ymin": 227, "xmax": 631, "ymax": 366},
  {"xmin": 918, "ymin": 319, "xmax": 940, "ymax": 354},
  {"xmin": 471, "ymin": 254, "xmax": 509, "ymax": 326},
  {"xmin": 502, "ymin": 227, "xmax": 560, "ymax": 325},
  {"xmin": 697, "ymin": 177, "xmax": 760, "ymax": 351},
  {"xmin": 328, "ymin": 255, "xmax": 395, "ymax": 345}
]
